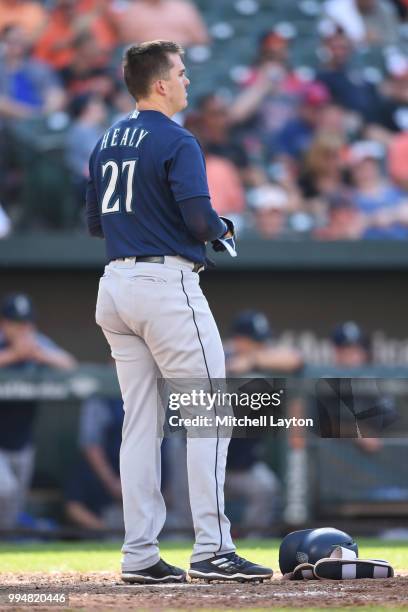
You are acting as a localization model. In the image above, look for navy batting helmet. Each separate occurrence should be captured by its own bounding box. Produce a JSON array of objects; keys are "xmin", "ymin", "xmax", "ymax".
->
[{"xmin": 279, "ymin": 527, "xmax": 358, "ymax": 575}]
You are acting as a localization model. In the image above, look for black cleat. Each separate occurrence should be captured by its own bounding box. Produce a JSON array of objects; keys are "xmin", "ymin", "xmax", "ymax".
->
[
  {"xmin": 121, "ymin": 558, "xmax": 186, "ymax": 584},
  {"xmin": 188, "ymin": 552, "xmax": 273, "ymax": 582}
]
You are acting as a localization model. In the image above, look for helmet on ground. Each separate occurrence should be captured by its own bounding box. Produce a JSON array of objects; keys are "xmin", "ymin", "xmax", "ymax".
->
[{"xmin": 279, "ymin": 527, "xmax": 358, "ymax": 575}]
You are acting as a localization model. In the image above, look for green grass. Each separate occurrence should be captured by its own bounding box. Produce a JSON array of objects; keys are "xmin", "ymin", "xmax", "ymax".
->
[{"xmin": 0, "ymin": 539, "xmax": 406, "ymax": 574}]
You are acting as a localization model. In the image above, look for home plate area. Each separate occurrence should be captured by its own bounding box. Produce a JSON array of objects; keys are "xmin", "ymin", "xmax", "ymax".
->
[{"xmin": 0, "ymin": 572, "xmax": 407, "ymax": 610}]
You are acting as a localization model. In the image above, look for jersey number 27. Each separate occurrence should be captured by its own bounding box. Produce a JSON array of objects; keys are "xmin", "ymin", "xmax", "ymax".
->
[{"xmin": 101, "ymin": 159, "xmax": 137, "ymax": 214}]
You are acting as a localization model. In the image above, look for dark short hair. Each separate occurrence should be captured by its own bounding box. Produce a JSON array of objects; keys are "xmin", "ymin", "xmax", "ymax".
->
[{"xmin": 123, "ymin": 40, "xmax": 184, "ymax": 101}]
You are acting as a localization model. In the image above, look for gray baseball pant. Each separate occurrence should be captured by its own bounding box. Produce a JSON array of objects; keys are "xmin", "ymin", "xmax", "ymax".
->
[{"xmin": 95, "ymin": 256, "xmax": 235, "ymax": 571}]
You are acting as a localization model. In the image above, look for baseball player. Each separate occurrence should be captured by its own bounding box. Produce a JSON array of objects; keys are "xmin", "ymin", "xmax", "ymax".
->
[{"xmin": 86, "ymin": 40, "xmax": 273, "ymax": 583}]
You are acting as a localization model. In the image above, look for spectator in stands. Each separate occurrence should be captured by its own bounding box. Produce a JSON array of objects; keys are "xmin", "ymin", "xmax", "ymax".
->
[
  {"xmin": 34, "ymin": 0, "xmax": 118, "ymax": 71},
  {"xmin": 204, "ymin": 152, "xmax": 246, "ymax": 218},
  {"xmin": 0, "ymin": 25, "xmax": 66, "ymax": 120},
  {"xmin": 349, "ymin": 140, "xmax": 408, "ymax": 238},
  {"xmin": 225, "ymin": 310, "xmax": 303, "ymax": 376},
  {"xmin": 300, "ymin": 132, "xmax": 346, "ymax": 202},
  {"xmin": 390, "ymin": 0, "xmax": 408, "ymax": 19},
  {"xmin": 247, "ymin": 184, "xmax": 296, "ymax": 239},
  {"xmin": 273, "ymin": 82, "xmax": 331, "ymax": 163},
  {"xmin": 0, "ymin": 0, "xmax": 47, "ymax": 44},
  {"xmin": 323, "ymin": 0, "xmax": 400, "ymax": 48},
  {"xmin": 113, "ymin": 0, "xmax": 209, "ymax": 47},
  {"xmin": 230, "ymin": 28, "xmax": 306, "ymax": 155},
  {"xmin": 184, "ymin": 104, "xmax": 249, "ymax": 219},
  {"xmin": 318, "ymin": 101, "xmax": 351, "ymax": 142},
  {"xmin": 195, "ymin": 94, "xmax": 262, "ymax": 187},
  {"xmin": 65, "ymin": 395, "xmax": 124, "ymax": 531},
  {"xmin": 388, "ymin": 130, "xmax": 408, "ymax": 192},
  {"xmin": 0, "ymin": 293, "xmax": 76, "ymax": 530},
  {"xmin": 109, "ymin": 82, "xmax": 134, "ymax": 123},
  {"xmin": 65, "ymin": 92, "xmax": 107, "ymax": 209},
  {"xmin": 313, "ymin": 192, "xmax": 365, "ymax": 240},
  {"xmin": 377, "ymin": 54, "xmax": 408, "ymax": 133},
  {"xmin": 58, "ymin": 32, "xmax": 115, "ymax": 100},
  {"xmin": 317, "ymin": 25, "xmax": 382, "ymax": 124}
]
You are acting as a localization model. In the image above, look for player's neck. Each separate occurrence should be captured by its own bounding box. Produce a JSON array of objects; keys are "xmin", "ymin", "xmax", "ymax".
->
[{"xmin": 136, "ymin": 100, "xmax": 174, "ymax": 118}]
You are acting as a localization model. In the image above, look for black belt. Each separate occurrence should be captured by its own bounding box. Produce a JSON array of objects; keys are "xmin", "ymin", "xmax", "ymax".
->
[{"xmin": 117, "ymin": 256, "xmax": 204, "ymax": 273}]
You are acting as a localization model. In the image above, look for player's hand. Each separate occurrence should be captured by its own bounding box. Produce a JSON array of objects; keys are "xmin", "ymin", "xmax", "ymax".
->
[
  {"xmin": 211, "ymin": 216, "xmax": 237, "ymax": 255},
  {"xmin": 220, "ymin": 216, "xmax": 235, "ymax": 238},
  {"xmin": 211, "ymin": 237, "xmax": 236, "ymax": 252}
]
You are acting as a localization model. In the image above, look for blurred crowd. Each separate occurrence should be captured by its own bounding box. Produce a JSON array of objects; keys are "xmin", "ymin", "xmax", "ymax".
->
[
  {"xmin": 0, "ymin": 291, "xmax": 402, "ymax": 536},
  {"xmin": 0, "ymin": 0, "xmax": 407, "ymax": 239}
]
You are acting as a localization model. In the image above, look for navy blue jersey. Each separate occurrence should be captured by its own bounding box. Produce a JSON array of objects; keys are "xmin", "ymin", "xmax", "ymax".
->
[{"xmin": 87, "ymin": 110, "xmax": 215, "ymax": 263}]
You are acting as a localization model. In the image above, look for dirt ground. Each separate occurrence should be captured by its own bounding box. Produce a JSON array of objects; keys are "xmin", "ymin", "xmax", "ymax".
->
[{"xmin": 0, "ymin": 572, "xmax": 407, "ymax": 610}]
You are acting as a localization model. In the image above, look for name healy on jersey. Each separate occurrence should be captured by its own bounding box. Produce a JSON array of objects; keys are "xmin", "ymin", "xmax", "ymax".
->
[{"xmin": 100, "ymin": 127, "xmax": 150, "ymax": 151}]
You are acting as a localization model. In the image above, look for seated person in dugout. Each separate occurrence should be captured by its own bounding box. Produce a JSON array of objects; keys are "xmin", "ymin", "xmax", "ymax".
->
[
  {"xmin": 0, "ymin": 292, "xmax": 76, "ymax": 530},
  {"xmin": 225, "ymin": 437, "xmax": 282, "ymax": 536},
  {"xmin": 165, "ymin": 311, "xmax": 301, "ymax": 534},
  {"xmin": 64, "ymin": 394, "xmax": 124, "ymax": 531},
  {"xmin": 317, "ymin": 321, "xmax": 388, "ymax": 452},
  {"xmin": 224, "ymin": 311, "xmax": 302, "ymax": 533},
  {"xmin": 225, "ymin": 310, "xmax": 303, "ymax": 375}
]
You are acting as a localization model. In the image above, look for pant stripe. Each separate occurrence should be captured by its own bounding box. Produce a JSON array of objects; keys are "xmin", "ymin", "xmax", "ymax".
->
[{"xmin": 180, "ymin": 270, "xmax": 223, "ymax": 554}]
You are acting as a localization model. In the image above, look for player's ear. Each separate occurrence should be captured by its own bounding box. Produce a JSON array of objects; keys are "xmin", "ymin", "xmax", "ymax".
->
[{"xmin": 155, "ymin": 79, "xmax": 167, "ymax": 96}]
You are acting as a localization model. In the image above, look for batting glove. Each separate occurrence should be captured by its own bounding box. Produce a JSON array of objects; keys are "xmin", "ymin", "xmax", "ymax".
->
[{"xmin": 211, "ymin": 216, "xmax": 237, "ymax": 257}]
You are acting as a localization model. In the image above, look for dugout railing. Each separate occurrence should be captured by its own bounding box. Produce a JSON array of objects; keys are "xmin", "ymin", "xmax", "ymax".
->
[{"xmin": 0, "ymin": 365, "xmax": 407, "ymax": 537}]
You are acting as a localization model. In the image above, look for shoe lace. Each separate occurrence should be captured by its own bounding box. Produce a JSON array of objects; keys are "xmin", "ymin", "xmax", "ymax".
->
[{"xmin": 228, "ymin": 553, "xmax": 248, "ymax": 568}]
